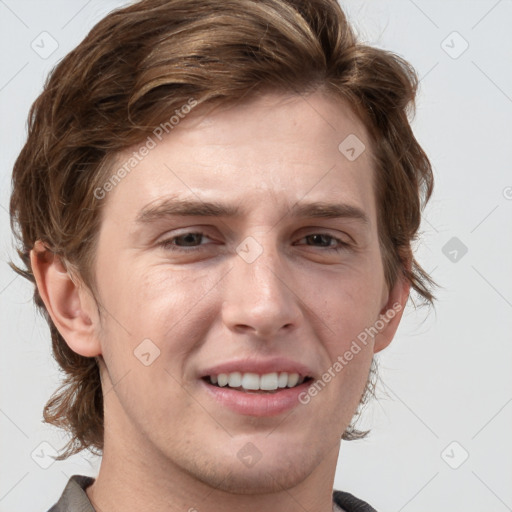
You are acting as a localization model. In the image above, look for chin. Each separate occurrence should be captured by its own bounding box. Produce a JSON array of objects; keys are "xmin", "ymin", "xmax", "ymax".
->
[
  {"xmin": 176, "ymin": 441, "xmax": 321, "ymax": 495},
  {"xmin": 198, "ymin": 462, "xmax": 315, "ymax": 495}
]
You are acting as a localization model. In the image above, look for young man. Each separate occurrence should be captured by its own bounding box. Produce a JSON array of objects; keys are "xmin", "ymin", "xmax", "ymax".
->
[{"xmin": 9, "ymin": 0, "xmax": 435, "ymax": 511}]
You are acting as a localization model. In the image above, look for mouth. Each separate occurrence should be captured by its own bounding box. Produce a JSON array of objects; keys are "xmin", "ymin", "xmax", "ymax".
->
[
  {"xmin": 202, "ymin": 372, "xmax": 313, "ymax": 393},
  {"xmin": 198, "ymin": 357, "xmax": 316, "ymax": 416},
  {"xmin": 200, "ymin": 371, "xmax": 314, "ymax": 416}
]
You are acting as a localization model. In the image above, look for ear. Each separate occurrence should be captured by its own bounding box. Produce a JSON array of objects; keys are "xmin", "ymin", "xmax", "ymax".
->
[
  {"xmin": 373, "ymin": 268, "xmax": 410, "ymax": 354},
  {"xmin": 30, "ymin": 240, "xmax": 102, "ymax": 358}
]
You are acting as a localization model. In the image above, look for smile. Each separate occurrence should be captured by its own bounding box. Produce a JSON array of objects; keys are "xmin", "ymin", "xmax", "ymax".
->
[{"xmin": 205, "ymin": 371, "xmax": 309, "ymax": 392}]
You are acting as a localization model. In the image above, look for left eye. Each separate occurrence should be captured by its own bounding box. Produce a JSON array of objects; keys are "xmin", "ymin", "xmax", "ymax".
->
[{"xmin": 297, "ymin": 234, "xmax": 349, "ymax": 251}]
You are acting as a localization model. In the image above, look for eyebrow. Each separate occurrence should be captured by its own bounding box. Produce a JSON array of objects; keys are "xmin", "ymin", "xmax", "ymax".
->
[
  {"xmin": 136, "ymin": 198, "xmax": 240, "ymax": 223},
  {"xmin": 292, "ymin": 202, "xmax": 369, "ymax": 225},
  {"xmin": 135, "ymin": 197, "xmax": 370, "ymax": 226}
]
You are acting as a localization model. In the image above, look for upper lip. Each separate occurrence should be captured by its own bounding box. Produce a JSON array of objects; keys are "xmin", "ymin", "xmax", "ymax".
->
[{"xmin": 199, "ymin": 357, "xmax": 315, "ymax": 379}]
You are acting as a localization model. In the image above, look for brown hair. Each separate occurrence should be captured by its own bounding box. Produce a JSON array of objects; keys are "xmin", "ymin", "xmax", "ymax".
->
[{"xmin": 9, "ymin": 0, "xmax": 435, "ymax": 459}]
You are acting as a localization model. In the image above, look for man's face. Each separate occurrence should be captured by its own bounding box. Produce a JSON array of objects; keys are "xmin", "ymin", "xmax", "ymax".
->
[{"xmin": 89, "ymin": 91, "xmax": 401, "ymax": 492}]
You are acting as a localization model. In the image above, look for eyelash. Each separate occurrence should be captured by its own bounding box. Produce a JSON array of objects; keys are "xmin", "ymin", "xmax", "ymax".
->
[{"xmin": 158, "ymin": 231, "xmax": 350, "ymax": 252}]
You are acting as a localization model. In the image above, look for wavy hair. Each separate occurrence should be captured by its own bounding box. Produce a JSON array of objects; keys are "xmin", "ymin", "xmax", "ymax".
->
[{"xmin": 10, "ymin": 0, "xmax": 435, "ymax": 459}]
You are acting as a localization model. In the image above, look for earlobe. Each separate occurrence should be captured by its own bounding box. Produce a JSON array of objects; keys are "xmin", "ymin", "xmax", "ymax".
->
[
  {"xmin": 30, "ymin": 241, "xmax": 101, "ymax": 358},
  {"xmin": 373, "ymin": 272, "xmax": 410, "ymax": 354}
]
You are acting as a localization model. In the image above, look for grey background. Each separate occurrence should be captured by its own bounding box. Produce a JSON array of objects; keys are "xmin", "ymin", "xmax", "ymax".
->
[{"xmin": 1, "ymin": 1, "xmax": 511, "ymax": 511}]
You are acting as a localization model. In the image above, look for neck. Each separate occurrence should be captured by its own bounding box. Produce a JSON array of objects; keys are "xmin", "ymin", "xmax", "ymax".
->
[{"xmin": 86, "ymin": 430, "xmax": 340, "ymax": 512}]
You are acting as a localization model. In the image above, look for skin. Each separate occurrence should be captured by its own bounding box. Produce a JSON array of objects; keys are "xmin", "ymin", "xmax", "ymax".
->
[{"xmin": 31, "ymin": 90, "xmax": 409, "ymax": 512}]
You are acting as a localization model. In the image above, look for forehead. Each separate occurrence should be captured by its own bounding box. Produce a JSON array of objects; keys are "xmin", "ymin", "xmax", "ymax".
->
[{"xmin": 100, "ymin": 91, "xmax": 376, "ymax": 227}]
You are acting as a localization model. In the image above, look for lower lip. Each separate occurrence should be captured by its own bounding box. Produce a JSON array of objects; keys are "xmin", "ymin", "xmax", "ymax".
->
[{"xmin": 200, "ymin": 379, "xmax": 312, "ymax": 417}]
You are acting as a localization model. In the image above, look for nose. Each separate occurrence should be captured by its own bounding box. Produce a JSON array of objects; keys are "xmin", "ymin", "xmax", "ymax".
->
[{"xmin": 221, "ymin": 241, "xmax": 303, "ymax": 339}]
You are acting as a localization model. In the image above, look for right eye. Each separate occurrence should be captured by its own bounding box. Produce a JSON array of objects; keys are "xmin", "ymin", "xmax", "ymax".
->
[{"xmin": 158, "ymin": 231, "xmax": 214, "ymax": 251}]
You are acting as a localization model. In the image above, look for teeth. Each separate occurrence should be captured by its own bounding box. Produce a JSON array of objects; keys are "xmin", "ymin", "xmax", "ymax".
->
[
  {"xmin": 209, "ymin": 372, "xmax": 305, "ymax": 391},
  {"xmin": 287, "ymin": 373, "xmax": 299, "ymax": 387},
  {"xmin": 242, "ymin": 372, "xmax": 260, "ymax": 390},
  {"xmin": 277, "ymin": 373, "xmax": 288, "ymax": 388},
  {"xmin": 228, "ymin": 372, "xmax": 242, "ymax": 388},
  {"xmin": 260, "ymin": 373, "xmax": 278, "ymax": 391}
]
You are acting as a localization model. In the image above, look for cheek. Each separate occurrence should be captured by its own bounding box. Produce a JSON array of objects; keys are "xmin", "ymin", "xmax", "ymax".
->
[
  {"xmin": 98, "ymin": 257, "xmax": 215, "ymax": 330},
  {"xmin": 122, "ymin": 263, "xmax": 221, "ymax": 354},
  {"xmin": 310, "ymin": 267, "xmax": 385, "ymax": 348}
]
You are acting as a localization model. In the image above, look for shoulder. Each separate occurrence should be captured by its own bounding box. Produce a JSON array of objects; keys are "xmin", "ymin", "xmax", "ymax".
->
[
  {"xmin": 47, "ymin": 475, "xmax": 96, "ymax": 512},
  {"xmin": 333, "ymin": 489, "xmax": 378, "ymax": 512}
]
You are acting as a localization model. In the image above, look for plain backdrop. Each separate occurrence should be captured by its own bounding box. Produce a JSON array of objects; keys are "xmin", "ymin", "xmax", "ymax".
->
[{"xmin": 1, "ymin": 1, "xmax": 511, "ymax": 511}]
